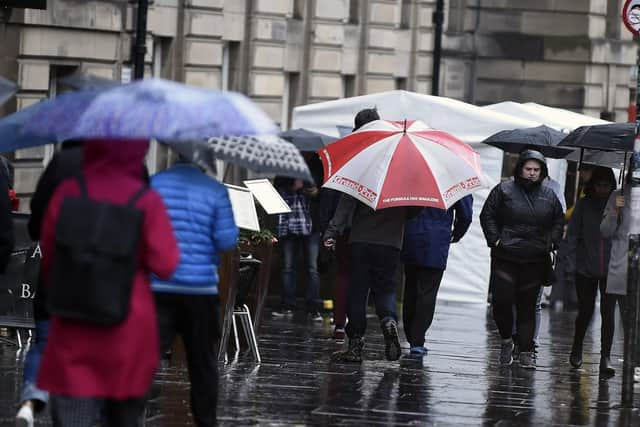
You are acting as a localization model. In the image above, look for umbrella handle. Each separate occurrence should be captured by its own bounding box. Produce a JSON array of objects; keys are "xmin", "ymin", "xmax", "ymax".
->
[{"xmin": 573, "ymin": 148, "xmax": 584, "ymax": 207}]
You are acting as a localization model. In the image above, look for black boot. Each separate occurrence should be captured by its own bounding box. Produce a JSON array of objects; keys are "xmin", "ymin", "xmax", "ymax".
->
[
  {"xmin": 599, "ymin": 356, "xmax": 615, "ymax": 377},
  {"xmin": 381, "ymin": 317, "xmax": 401, "ymax": 361},
  {"xmin": 569, "ymin": 340, "xmax": 583, "ymax": 369},
  {"xmin": 331, "ymin": 336, "xmax": 364, "ymax": 363}
]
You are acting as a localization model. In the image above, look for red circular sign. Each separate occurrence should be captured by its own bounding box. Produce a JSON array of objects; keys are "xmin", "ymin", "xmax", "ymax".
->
[{"xmin": 623, "ymin": 0, "xmax": 640, "ymax": 35}]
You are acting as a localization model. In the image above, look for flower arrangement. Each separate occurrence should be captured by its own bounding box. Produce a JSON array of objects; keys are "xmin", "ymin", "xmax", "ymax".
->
[{"xmin": 239, "ymin": 228, "xmax": 278, "ymax": 247}]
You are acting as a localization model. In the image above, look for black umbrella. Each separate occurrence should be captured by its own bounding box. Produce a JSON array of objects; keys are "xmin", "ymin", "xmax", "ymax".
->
[
  {"xmin": 558, "ymin": 123, "xmax": 634, "ymax": 151},
  {"xmin": 279, "ymin": 128, "xmax": 337, "ymax": 151},
  {"xmin": 565, "ymin": 149, "xmax": 628, "ymax": 170},
  {"xmin": 482, "ymin": 125, "xmax": 573, "ymax": 158}
]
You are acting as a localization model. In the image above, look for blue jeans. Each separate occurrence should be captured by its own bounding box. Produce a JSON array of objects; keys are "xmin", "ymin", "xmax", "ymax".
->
[
  {"xmin": 346, "ymin": 243, "xmax": 400, "ymax": 338},
  {"xmin": 280, "ymin": 233, "xmax": 321, "ymax": 311},
  {"xmin": 21, "ymin": 320, "xmax": 50, "ymax": 406}
]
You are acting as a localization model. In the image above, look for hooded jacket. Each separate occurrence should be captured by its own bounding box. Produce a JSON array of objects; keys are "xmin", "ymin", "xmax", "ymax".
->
[
  {"xmin": 38, "ymin": 139, "xmax": 179, "ymax": 399},
  {"xmin": 151, "ymin": 162, "xmax": 238, "ymax": 295},
  {"xmin": 480, "ymin": 151, "xmax": 564, "ymax": 263}
]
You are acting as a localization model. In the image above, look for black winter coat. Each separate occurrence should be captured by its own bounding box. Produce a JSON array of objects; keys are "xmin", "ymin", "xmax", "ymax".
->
[
  {"xmin": 28, "ymin": 147, "xmax": 83, "ymax": 241},
  {"xmin": 480, "ymin": 179, "xmax": 564, "ymax": 263}
]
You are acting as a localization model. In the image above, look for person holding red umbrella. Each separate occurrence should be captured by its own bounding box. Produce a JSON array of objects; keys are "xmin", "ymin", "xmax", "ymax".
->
[{"xmin": 323, "ymin": 109, "xmax": 411, "ymax": 362}]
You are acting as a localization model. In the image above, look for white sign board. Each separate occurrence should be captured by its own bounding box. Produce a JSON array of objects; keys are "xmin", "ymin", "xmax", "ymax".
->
[
  {"xmin": 243, "ymin": 179, "xmax": 291, "ymax": 215},
  {"xmin": 623, "ymin": 0, "xmax": 640, "ymax": 34},
  {"xmin": 225, "ymin": 184, "xmax": 260, "ymax": 231}
]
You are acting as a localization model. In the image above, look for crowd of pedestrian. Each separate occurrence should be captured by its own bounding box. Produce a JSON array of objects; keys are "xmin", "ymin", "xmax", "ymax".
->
[{"xmin": 0, "ymin": 107, "xmax": 630, "ymax": 427}]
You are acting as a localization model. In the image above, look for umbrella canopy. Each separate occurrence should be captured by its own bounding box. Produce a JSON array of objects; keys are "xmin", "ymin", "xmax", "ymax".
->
[
  {"xmin": 21, "ymin": 78, "xmax": 277, "ymax": 143},
  {"xmin": 319, "ymin": 119, "xmax": 484, "ymax": 210},
  {"xmin": 279, "ymin": 128, "xmax": 337, "ymax": 151},
  {"xmin": 482, "ymin": 125, "xmax": 573, "ymax": 158},
  {"xmin": 168, "ymin": 135, "xmax": 313, "ymax": 182},
  {"xmin": 0, "ymin": 75, "xmax": 17, "ymax": 107},
  {"xmin": 559, "ymin": 123, "xmax": 634, "ymax": 152},
  {"xmin": 565, "ymin": 149, "xmax": 628, "ymax": 170},
  {"xmin": 0, "ymin": 98, "xmax": 70, "ymax": 152}
]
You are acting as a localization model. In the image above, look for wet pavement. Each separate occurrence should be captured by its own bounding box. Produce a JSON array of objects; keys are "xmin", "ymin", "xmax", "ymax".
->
[{"xmin": 2, "ymin": 301, "xmax": 640, "ymax": 426}]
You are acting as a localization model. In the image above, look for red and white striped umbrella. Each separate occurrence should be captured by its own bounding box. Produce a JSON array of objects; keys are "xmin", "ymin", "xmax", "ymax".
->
[{"xmin": 318, "ymin": 119, "xmax": 485, "ymax": 210}]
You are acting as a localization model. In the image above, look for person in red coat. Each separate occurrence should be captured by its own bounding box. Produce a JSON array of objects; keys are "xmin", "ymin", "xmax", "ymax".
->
[{"xmin": 37, "ymin": 139, "xmax": 180, "ymax": 427}]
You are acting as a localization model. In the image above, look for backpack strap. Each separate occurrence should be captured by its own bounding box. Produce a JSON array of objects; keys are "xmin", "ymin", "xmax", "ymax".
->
[
  {"xmin": 126, "ymin": 186, "xmax": 148, "ymax": 207},
  {"xmin": 76, "ymin": 176, "xmax": 89, "ymax": 197},
  {"xmin": 75, "ymin": 174, "xmax": 147, "ymax": 206}
]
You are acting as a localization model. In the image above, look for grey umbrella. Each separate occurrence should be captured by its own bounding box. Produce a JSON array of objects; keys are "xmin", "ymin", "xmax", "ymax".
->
[
  {"xmin": 0, "ymin": 75, "xmax": 17, "ymax": 107},
  {"xmin": 168, "ymin": 134, "xmax": 312, "ymax": 182},
  {"xmin": 279, "ymin": 128, "xmax": 337, "ymax": 151}
]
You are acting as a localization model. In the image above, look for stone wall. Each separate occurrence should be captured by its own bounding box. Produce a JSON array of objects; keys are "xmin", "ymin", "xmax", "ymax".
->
[{"xmin": 0, "ymin": 0, "xmax": 635, "ymax": 207}]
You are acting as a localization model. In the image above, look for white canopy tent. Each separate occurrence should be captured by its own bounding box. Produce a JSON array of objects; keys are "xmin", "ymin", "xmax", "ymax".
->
[
  {"xmin": 483, "ymin": 101, "xmax": 609, "ymax": 132},
  {"xmin": 293, "ymin": 92, "xmax": 615, "ymax": 304},
  {"xmin": 293, "ymin": 91, "xmax": 545, "ymax": 304}
]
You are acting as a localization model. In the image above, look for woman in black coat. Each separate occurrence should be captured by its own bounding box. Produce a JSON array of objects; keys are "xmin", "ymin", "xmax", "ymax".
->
[{"xmin": 480, "ymin": 150, "xmax": 564, "ymax": 370}]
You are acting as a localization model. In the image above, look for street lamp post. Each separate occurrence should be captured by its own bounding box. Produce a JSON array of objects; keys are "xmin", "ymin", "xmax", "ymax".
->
[
  {"xmin": 431, "ymin": 0, "xmax": 444, "ymax": 96},
  {"xmin": 133, "ymin": 0, "xmax": 149, "ymax": 80},
  {"xmin": 621, "ymin": 0, "xmax": 640, "ymax": 407}
]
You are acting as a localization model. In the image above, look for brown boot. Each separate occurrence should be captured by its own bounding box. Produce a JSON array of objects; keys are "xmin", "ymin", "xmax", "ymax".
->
[{"xmin": 331, "ymin": 336, "xmax": 364, "ymax": 363}]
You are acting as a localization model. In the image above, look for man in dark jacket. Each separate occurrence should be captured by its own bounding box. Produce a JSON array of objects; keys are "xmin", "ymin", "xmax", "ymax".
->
[
  {"xmin": 16, "ymin": 141, "xmax": 81, "ymax": 426},
  {"xmin": 480, "ymin": 150, "xmax": 563, "ymax": 369},
  {"xmin": 402, "ymin": 195, "xmax": 473, "ymax": 356}
]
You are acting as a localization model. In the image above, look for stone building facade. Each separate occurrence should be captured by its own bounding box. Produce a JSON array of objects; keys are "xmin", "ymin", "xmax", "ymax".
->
[{"xmin": 0, "ymin": 0, "xmax": 635, "ymax": 207}]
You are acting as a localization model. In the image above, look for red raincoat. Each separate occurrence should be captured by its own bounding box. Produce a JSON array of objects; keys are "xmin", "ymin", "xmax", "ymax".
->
[{"xmin": 37, "ymin": 139, "xmax": 179, "ymax": 399}]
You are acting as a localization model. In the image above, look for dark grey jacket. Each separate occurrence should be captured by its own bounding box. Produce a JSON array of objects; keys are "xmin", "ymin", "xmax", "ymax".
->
[
  {"xmin": 323, "ymin": 194, "xmax": 408, "ymax": 250},
  {"xmin": 480, "ymin": 179, "xmax": 564, "ymax": 263},
  {"xmin": 566, "ymin": 195, "xmax": 611, "ymax": 279}
]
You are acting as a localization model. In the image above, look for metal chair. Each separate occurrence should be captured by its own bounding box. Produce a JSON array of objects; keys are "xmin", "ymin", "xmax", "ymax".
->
[{"xmin": 219, "ymin": 254, "xmax": 262, "ymax": 363}]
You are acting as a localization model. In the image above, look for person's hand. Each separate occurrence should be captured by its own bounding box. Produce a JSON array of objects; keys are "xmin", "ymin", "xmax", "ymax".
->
[
  {"xmin": 304, "ymin": 186, "xmax": 319, "ymax": 197},
  {"xmin": 616, "ymin": 195, "xmax": 625, "ymax": 211},
  {"xmin": 324, "ymin": 238, "xmax": 336, "ymax": 250}
]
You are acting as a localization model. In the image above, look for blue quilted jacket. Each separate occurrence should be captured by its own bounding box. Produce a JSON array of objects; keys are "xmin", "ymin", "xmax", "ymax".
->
[{"xmin": 151, "ymin": 163, "xmax": 239, "ymax": 295}]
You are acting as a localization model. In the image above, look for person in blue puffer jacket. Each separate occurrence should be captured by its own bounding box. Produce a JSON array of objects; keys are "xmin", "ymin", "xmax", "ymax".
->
[
  {"xmin": 151, "ymin": 159, "xmax": 238, "ymax": 426},
  {"xmin": 401, "ymin": 195, "xmax": 473, "ymax": 356}
]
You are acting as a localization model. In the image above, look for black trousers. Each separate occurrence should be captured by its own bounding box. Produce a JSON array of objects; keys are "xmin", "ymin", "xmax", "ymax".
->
[
  {"xmin": 574, "ymin": 273, "xmax": 626, "ymax": 357},
  {"xmin": 402, "ymin": 264, "xmax": 444, "ymax": 347},
  {"xmin": 345, "ymin": 243, "xmax": 400, "ymax": 339},
  {"xmin": 155, "ymin": 293, "xmax": 220, "ymax": 427},
  {"xmin": 491, "ymin": 258, "xmax": 545, "ymax": 352},
  {"xmin": 50, "ymin": 395, "xmax": 146, "ymax": 427}
]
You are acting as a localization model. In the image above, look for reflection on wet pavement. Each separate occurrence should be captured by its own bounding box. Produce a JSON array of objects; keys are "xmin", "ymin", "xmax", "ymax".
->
[{"xmin": 2, "ymin": 302, "xmax": 640, "ymax": 426}]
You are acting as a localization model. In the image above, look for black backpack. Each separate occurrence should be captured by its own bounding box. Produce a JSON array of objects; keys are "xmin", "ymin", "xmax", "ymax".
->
[{"xmin": 47, "ymin": 178, "xmax": 147, "ymax": 326}]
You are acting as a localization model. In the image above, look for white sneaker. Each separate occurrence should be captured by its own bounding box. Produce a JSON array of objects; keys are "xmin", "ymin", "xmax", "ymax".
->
[{"xmin": 15, "ymin": 404, "xmax": 34, "ymax": 427}]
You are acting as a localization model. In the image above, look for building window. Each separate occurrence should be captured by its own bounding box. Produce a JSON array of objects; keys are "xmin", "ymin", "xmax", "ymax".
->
[
  {"xmin": 395, "ymin": 77, "xmax": 407, "ymax": 90},
  {"xmin": 397, "ymin": 0, "xmax": 411, "ymax": 29},
  {"xmin": 281, "ymin": 72, "xmax": 300, "ymax": 130},
  {"xmin": 346, "ymin": 0, "xmax": 359, "ymax": 24},
  {"xmin": 343, "ymin": 75, "xmax": 356, "ymax": 98},
  {"xmin": 222, "ymin": 41, "xmax": 241, "ymax": 92},
  {"xmin": 291, "ymin": 0, "xmax": 305, "ymax": 19}
]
